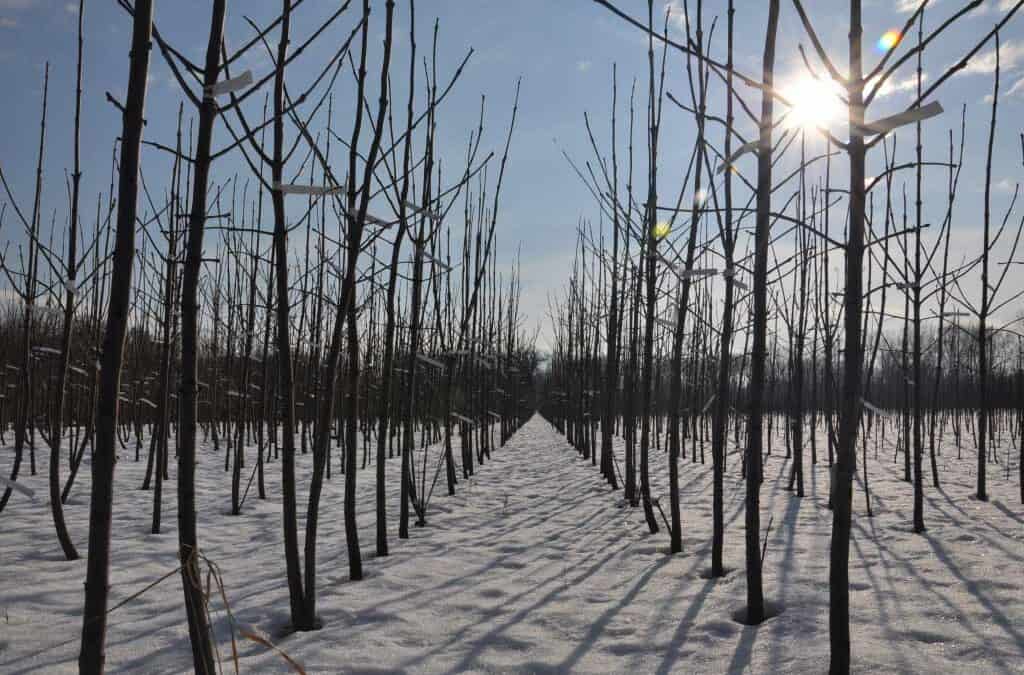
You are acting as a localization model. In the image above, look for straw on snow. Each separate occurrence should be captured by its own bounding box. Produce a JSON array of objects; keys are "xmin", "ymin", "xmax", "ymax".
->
[{"xmin": 0, "ymin": 475, "xmax": 35, "ymax": 500}]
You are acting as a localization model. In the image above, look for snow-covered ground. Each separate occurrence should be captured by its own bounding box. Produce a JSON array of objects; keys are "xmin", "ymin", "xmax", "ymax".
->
[{"xmin": 1, "ymin": 415, "xmax": 1021, "ymax": 673}]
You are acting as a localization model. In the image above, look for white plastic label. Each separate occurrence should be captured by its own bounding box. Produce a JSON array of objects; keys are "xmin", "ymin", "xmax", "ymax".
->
[{"xmin": 205, "ymin": 70, "xmax": 253, "ymax": 98}]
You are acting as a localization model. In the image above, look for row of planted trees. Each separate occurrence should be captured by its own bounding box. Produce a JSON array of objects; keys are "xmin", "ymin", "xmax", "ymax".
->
[
  {"xmin": 540, "ymin": 0, "xmax": 1024, "ymax": 673},
  {"xmin": 0, "ymin": 1, "xmax": 540, "ymax": 672}
]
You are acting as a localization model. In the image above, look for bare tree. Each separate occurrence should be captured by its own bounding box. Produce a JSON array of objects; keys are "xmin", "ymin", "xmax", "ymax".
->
[{"xmin": 78, "ymin": 1, "xmax": 153, "ymax": 670}]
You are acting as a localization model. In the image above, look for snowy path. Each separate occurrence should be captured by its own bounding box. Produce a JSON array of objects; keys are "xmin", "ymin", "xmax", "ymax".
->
[{"xmin": 1, "ymin": 414, "xmax": 1022, "ymax": 673}]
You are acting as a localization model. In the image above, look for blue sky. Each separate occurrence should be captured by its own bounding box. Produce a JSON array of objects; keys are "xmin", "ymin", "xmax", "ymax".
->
[{"xmin": 1, "ymin": 0, "xmax": 1023, "ymax": 349}]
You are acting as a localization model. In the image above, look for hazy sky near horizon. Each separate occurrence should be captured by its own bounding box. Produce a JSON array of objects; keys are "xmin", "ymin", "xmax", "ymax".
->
[{"xmin": 1, "ymin": 0, "xmax": 1023, "ymax": 350}]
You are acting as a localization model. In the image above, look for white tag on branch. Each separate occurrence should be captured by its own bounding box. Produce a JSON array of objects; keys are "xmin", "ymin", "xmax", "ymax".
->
[
  {"xmin": 862, "ymin": 398, "xmax": 883, "ymax": 415},
  {"xmin": 0, "ymin": 475, "xmax": 35, "ymax": 500},
  {"xmin": 204, "ymin": 70, "xmax": 253, "ymax": 98},
  {"xmin": 274, "ymin": 181, "xmax": 342, "ymax": 196},
  {"xmin": 421, "ymin": 250, "xmax": 452, "ymax": 272},
  {"xmin": 415, "ymin": 353, "xmax": 445, "ymax": 370},
  {"xmin": 723, "ymin": 269, "xmax": 750, "ymax": 290},
  {"xmin": 655, "ymin": 317, "xmax": 675, "ymax": 330},
  {"xmin": 678, "ymin": 267, "xmax": 718, "ymax": 279},
  {"xmin": 65, "ymin": 277, "xmax": 78, "ymax": 295},
  {"xmin": 852, "ymin": 101, "xmax": 943, "ymax": 137},
  {"xmin": 346, "ymin": 207, "xmax": 392, "ymax": 228},
  {"xmin": 717, "ymin": 141, "xmax": 759, "ymax": 174},
  {"xmin": 404, "ymin": 201, "xmax": 442, "ymax": 221}
]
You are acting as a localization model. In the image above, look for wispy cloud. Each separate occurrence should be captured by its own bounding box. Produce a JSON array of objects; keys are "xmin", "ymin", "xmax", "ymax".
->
[
  {"xmin": 576, "ymin": 60, "xmax": 592, "ymax": 73},
  {"xmin": 867, "ymin": 73, "xmax": 926, "ymax": 99},
  {"xmin": 901, "ymin": 0, "xmax": 1019, "ymax": 15},
  {"xmin": 957, "ymin": 40, "xmax": 1024, "ymax": 76},
  {"xmin": 979, "ymin": 0, "xmax": 1021, "ymax": 14},
  {"xmin": 0, "ymin": 16, "xmax": 16, "ymax": 28},
  {"xmin": 663, "ymin": 0, "xmax": 687, "ymax": 35},
  {"xmin": 894, "ymin": 0, "xmax": 928, "ymax": 13},
  {"xmin": 0, "ymin": 0, "xmax": 36, "ymax": 9}
]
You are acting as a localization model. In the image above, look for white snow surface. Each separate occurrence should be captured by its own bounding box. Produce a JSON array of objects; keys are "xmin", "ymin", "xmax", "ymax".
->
[{"xmin": 1, "ymin": 414, "xmax": 1022, "ymax": 673}]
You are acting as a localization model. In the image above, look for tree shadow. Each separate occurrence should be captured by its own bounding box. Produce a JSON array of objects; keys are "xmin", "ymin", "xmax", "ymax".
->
[
  {"xmin": 558, "ymin": 554, "xmax": 674, "ymax": 672},
  {"xmin": 654, "ymin": 575, "xmax": 717, "ymax": 675},
  {"xmin": 923, "ymin": 533, "xmax": 1024, "ymax": 648}
]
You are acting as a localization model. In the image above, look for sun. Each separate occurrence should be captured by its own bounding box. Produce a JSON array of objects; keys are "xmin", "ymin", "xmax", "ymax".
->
[{"xmin": 780, "ymin": 74, "xmax": 845, "ymax": 130}]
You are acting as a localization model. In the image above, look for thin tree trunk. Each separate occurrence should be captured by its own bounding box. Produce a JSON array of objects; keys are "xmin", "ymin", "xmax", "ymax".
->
[
  {"xmin": 744, "ymin": 0, "xmax": 779, "ymax": 626},
  {"xmin": 176, "ymin": 2, "xmax": 227, "ymax": 670},
  {"xmin": 78, "ymin": 3, "xmax": 153, "ymax": 671}
]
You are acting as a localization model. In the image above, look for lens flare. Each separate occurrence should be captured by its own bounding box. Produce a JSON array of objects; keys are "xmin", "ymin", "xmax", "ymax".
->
[
  {"xmin": 653, "ymin": 220, "xmax": 671, "ymax": 240},
  {"xmin": 877, "ymin": 30, "xmax": 902, "ymax": 52}
]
